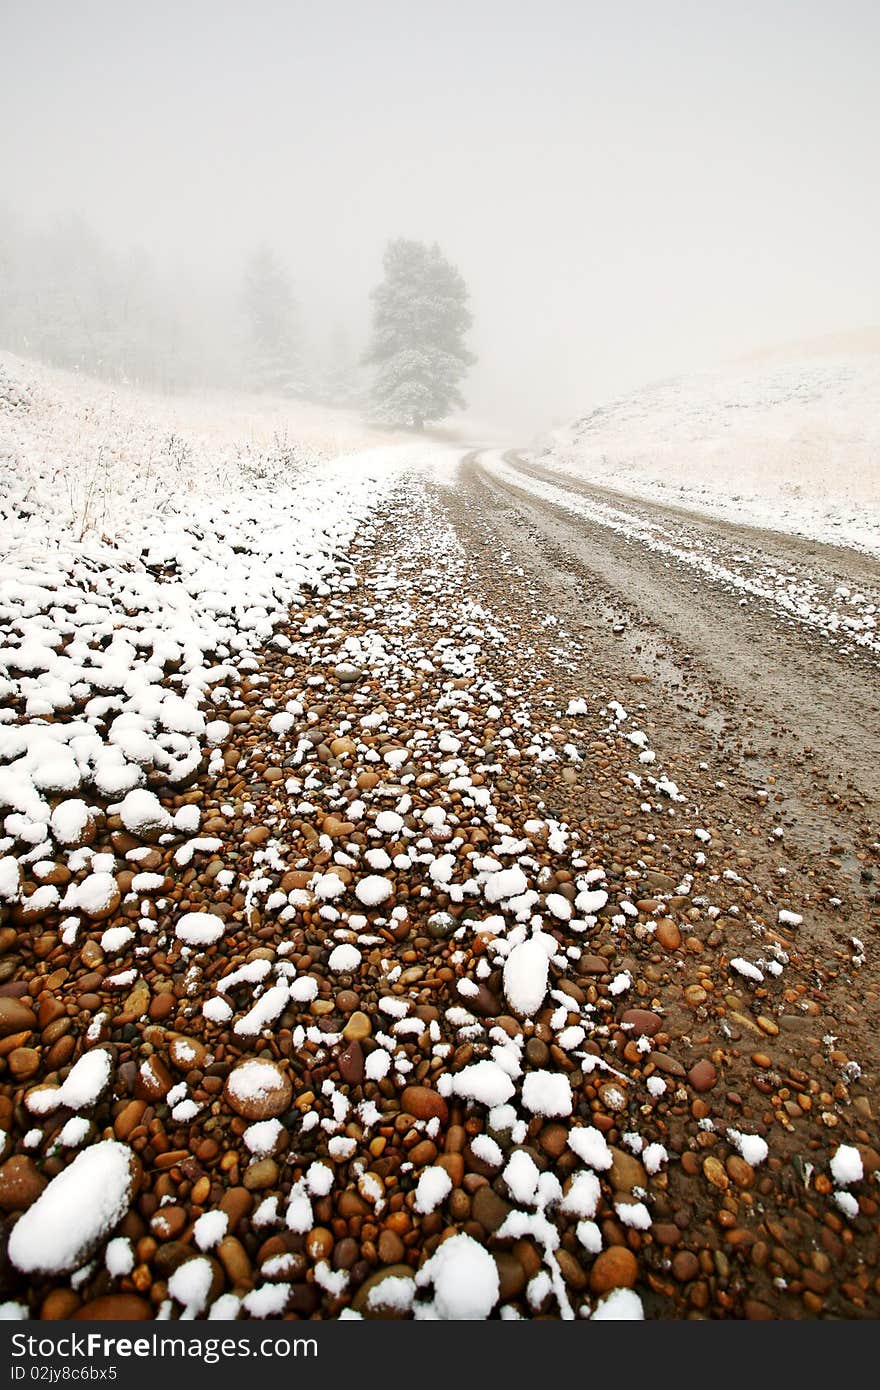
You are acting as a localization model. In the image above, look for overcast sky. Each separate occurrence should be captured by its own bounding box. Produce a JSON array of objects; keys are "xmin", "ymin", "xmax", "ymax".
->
[{"xmin": 2, "ymin": 1, "xmax": 879, "ymax": 429}]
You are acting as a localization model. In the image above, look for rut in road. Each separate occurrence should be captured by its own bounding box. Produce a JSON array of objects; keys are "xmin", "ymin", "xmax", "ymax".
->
[{"xmin": 462, "ymin": 449, "xmax": 880, "ymax": 887}]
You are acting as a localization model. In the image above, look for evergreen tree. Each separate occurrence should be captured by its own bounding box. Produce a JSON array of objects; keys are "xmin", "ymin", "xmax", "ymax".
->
[
  {"xmin": 242, "ymin": 248, "xmax": 307, "ymax": 396},
  {"xmin": 364, "ymin": 239, "xmax": 474, "ymax": 428},
  {"xmin": 322, "ymin": 323, "xmax": 361, "ymax": 408}
]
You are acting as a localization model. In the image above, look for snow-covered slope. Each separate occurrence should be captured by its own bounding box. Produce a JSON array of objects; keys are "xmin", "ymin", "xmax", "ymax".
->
[
  {"xmin": 0, "ymin": 354, "xmax": 438, "ymax": 865},
  {"xmin": 537, "ymin": 345, "xmax": 880, "ymax": 553}
]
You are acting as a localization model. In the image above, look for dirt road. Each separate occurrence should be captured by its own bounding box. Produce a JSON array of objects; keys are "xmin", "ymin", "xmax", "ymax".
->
[
  {"xmin": 4, "ymin": 447, "xmax": 879, "ymax": 1321},
  {"xmin": 463, "ymin": 449, "xmax": 880, "ymax": 878}
]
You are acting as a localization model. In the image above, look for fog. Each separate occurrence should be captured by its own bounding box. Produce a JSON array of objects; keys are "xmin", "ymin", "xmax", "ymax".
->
[{"xmin": 2, "ymin": 0, "xmax": 879, "ymax": 432}]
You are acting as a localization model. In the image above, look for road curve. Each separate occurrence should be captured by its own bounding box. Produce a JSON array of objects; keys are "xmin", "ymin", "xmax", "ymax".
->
[{"xmin": 449, "ymin": 447, "xmax": 879, "ymax": 899}]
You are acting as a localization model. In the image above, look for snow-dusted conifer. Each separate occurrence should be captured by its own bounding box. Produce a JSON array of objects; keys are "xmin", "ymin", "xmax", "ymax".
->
[
  {"xmin": 364, "ymin": 239, "xmax": 474, "ymax": 429},
  {"xmin": 242, "ymin": 248, "xmax": 308, "ymax": 397}
]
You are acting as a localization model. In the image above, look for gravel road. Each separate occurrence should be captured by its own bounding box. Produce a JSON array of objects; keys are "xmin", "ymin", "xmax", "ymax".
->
[{"xmin": 3, "ymin": 450, "xmax": 878, "ymax": 1320}]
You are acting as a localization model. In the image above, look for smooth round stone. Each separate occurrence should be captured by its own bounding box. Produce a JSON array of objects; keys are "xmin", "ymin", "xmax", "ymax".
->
[
  {"xmin": 147, "ymin": 995, "xmax": 175, "ymax": 1028},
  {"xmin": 352, "ymin": 1264, "xmax": 413, "ymax": 1318},
  {"xmin": 342, "ymin": 1011, "xmax": 372, "ymax": 1042},
  {"xmin": 494, "ymin": 1251, "xmax": 527, "ymax": 1300},
  {"xmin": 8, "ymin": 1047, "xmax": 41, "ymax": 1080},
  {"xmin": 539, "ymin": 1124, "xmax": 569, "ymax": 1159},
  {"xmin": 620, "ymin": 1008, "xmax": 662, "ymax": 1038},
  {"xmin": 243, "ymin": 1159, "xmax": 279, "ymax": 1191},
  {"xmin": 726, "ymin": 1155, "xmax": 755, "ymax": 1189},
  {"xmin": 702, "ymin": 1155, "xmax": 729, "ymax": 1191},
  {"xmin": 671, "ymin": 1249, "xmax": 700, "ymax": 1282},
  {"xmin": 471, "ymin": 1184, "xmax": 511, "ymax": 1234},
  {"xmin": 338, "ymin": 1039, "xmax": 364, "ymax": 1086},
  {"xmin": 0, "ymin": 998, "xmax": 36, "ymax": 1036},
  {"xmin": 655, "ymin": 919, "xmax": 681, "ymax": 951},
  {"xmin": 609, "ymin": 1149, "xmax": 647, "ymax": 1193},
  {"xmin": 687, "ymin": 1059, "xmax": 718, "ymax": 1093},
  {"xmin": 377, "ymin": 1229, "xmax": 405, "ymax": 1264},
  {"xmin": 401, "ymin": 1085, "xmax": 448, "ymax": 1125},
  {"xmin": 169, "ymin": 1035, "xmax": 207, "ymax": 1071},
  {"xmin": 72, "ymin": 1296, "xmax": 152, "ymax": 1320},
  {"xmin": 0, "ymin": 1156, "xmax": 46, "ymax": 1212},
  {"xmin": 224, "ymin": 1059, "xmax": 293, "ymax": 1120},
  {"xmin": 589, "ymin": 1247, "xmax": 639, "ymax": 1294}
]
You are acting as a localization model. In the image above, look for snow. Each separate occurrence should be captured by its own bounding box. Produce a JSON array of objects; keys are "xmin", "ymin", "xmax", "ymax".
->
[
  {"xmin": 50, "ymin": 799, "xmax": 93, "ymax": 845},
  {"xmin": 313, "ymin": 873, "xmax": 346, "ymax": 901},
  {"xmin": 575, "ymin": 888, "xmax": 608, "ymax": 915},
  {"xmin": 58, "ymin": 1116, "xmax": 91, "ymax": 1147},
  {"xmin": 616, "ymin": 1200, "xmax": 651, "ymax": 1229},
  {"xmin": 415, "ymin": 1233, "xmax": 500, "ymax": 1320},
  {"xmin": 441, "ymin": 1060, "xmax": 515, "ymax": 1107},
  {"xmin": 568, "ymin": 1126, "xmax": 613, "ymax": 1170},
  {"xmin": 203, "ymin": 997, "xmax": 233, "ymax": 1024},
  {"xmin": 328, "ymin": 943, "xmax": 362, "ymax": 972},
  {"xmin": 730, "ymin": 957, "xmax": 764, "ymax": 983},
  {"xmin": 483, "ymin": 866, "xmax": 528, "ymax": 904},
  {"xmin": 538, "ymin": 348, "xmax": 880, "ymax": 556},
  {"xmin": 834, "ymin": 1191, "xmax": 860, "ymax": 1220},
  {"xmin": 175, "ymin": 911, "xmax": 225, "ymax": 946},
  {"xmin": 503, "ymin": 1150, "xmax": 541, "ymax": 1205},
  {"xmin": 643, "ymin": 1142, "xmax": 668, "ymax": 1174},
  {"xmin": 413, "ymin": 1165, "xmax": 453, "ymax": 1214},
  {"xmin": 194, "ymin": 1210, "xmax": 229, "ymax": 1250},
  {"xmin": 367, "ymin": 1275, "xmax": 416, "ymax": 1314},
  {"xmin": 7, "ymin": 1139, "xmax": 133, "ymax": 1273},
  {"xmin": 365, "ymin": 1049, "xmax": 391, "ymax": 1080},
  {"xmin": 355, "ymin": 874, "xmax": 394, "ymax": 906},
  {"xmin": 116, "ymin": 788, "xmax": 171, "ymax": 835},
  {"xmin": 0, "ymin": 353, "xmax": 416, "ymax": 935},
  {"xmin": 502, "ymin": 932, "xmax": 553, "ymax": 1016},
  {"xmin": 168, "ymin": 1257, "xmax": 214, "ymax": 1316},
  {"xmin": 306, "ymin": 1161, "xmax": 334, "ymax": 1196},
  {"xmin": 208, "ymin": 1294, "xmax": 242, "ymax": 1320},
  {"xmin": 521, "ymin": 1070, "xmax": 573, "ymax": 1117},
  {"xmin": 470, "ymin": 1134, "xmax": 503, "ymax": 1167},
  {"xmin": 483, "ymin": 446, "xmax": 880, "ymax": 657},
  {"xmin": 26, "ymin": 1048, "xmax": 112, "ymax": 1114},
  {"xmin": 69, "ymin": 872, "xmax": 117, "ymax": 916},
  {"xmin": 561, "ymin": 1171, "xmax": 601, "ymax": 1218},
  {"xmin": 226, "ymin": 1060, "xmax": 288, "ymax": 1109},
  {"xmin": 545, "ymin": 893, "xmax": 572, "ymax": 920},
  {"xmin": 591, "ymin": 1288, "xmax": 645, "ymax": 1320},
  {"xmin": 100, "ymin": 925, "xmax": 133, "ymax": 954},
  {"xmin": 830, "ymin": 1144, "xmax": 864, "ymax": 1186},
  {"xmin": 105, "ymin": 1237, "xmax": 134, "ymax": 1277},
  {"xmin": 727, "ymin": 1130, "xmax": 769, "ymax": 1167},
  {"xmin": 576, "ymin": 1221, "xmax": 603, "ymax": 1254},
  {"xmin": 242, "ymin": 1284, "xmax": 292, "ymax": 1317},
  {"xmin": 234, "ymin": 983, "xmax": 290, "ymax": 1036},
  {"xmin": 0, "ymin": 858, "xmax": 20, "ymax": 901},
  {"xmin": 244, "ymin": 1118, "xmax": 283, "ymax": 1156}
]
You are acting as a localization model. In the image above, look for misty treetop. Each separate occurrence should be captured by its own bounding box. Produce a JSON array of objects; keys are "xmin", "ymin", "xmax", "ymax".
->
[
  {"xmin": 364, "ymin": 239, "xmax": 475, "ymax": 429},
  {"xmin": 243, "ymin": 248, "xmax": 309, "ymax": 398}
]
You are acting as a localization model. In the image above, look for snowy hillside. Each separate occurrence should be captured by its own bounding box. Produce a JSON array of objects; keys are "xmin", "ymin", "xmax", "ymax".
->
[
  {"xmin": 0, "ymin": 354, "xmax": 421, "ymax": 902},
  {"xmin": 537, "ymin": 345, "xmax": 880, "ymax": 552}
]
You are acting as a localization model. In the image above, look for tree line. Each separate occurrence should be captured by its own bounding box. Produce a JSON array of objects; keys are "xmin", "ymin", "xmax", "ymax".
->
[{"xmin": 0, "ymin": 211, "xmax": 474, "ymax": 429}]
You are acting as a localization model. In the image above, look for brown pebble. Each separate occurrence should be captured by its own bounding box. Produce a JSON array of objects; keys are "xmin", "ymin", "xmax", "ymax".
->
[
  {"xmin": 687, "ymin": 1059, "xmax": 718, "ymax": 1093},
  {"xmin": 589, "ymin": 1247, "xmax": 639, "ymax": 1294},
  {"xmin": 72, "ymin": 1295, "xmax": 152, "ymax": 1320},
  {"xmin": 400, "ymin": 1085, "xmax": 448, "ymax": 1125}
]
